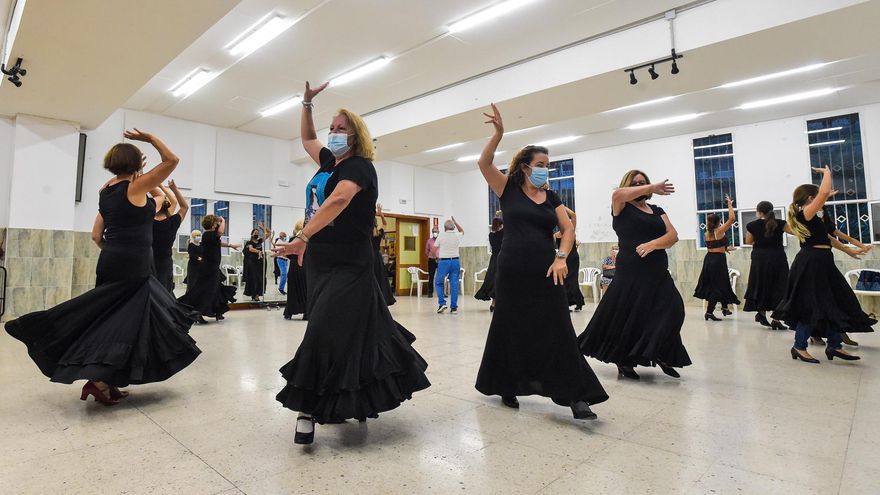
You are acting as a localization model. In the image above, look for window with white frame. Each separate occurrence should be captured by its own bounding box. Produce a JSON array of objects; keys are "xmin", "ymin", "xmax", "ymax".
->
[
  {"xmin": 693, "ymin": 133, "xmax": 739, "ymax": 247},
  {"xmin": 807, "ymin": 113, "xmax": 871, "ymax": 244}
]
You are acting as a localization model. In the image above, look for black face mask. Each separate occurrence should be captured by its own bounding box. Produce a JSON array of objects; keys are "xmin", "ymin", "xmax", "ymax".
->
[
  {"xmin": 252, "ymin": 235, "xmax": 258, "ymax": 239},
  {"xmin": 634, "ymin": 195, "xmax": 648, "ymax": 202}
]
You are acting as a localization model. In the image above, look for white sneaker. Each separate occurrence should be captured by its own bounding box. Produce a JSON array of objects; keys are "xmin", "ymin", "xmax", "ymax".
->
[{"xmin": 437, "ymin": 305, "xmax": 448, "ymax": 314}]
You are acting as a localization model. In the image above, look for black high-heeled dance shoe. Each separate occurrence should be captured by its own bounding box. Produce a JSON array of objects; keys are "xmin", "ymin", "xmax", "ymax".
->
[
  {"xmin": 570, "ymin": 401, "xmax": 597, "ymax": 420},
  {"xmin": 755, "ymin": 313, "xmax": 771, "ymax": 327},
  {"xmin": 294, "ymin": 415, "xmax": 316, "ymax": 445},
  {"xmin": 704, "ymin": 312, "xmax": 721, "ymax": 321},
  {"xmin": 790, "ymin": 347, "xmax": 819, "ymax": 364},
  {"xmin": 196, "ymin": 315, "xmax": 209, "ymax": 325},
  {"xmin": 721, "ymin": 308, "xmax": 732, "ymax": 317},
  {"xmin": 657, "ymin": 362, "xmax": 680, "ymax": 378},
  {"xmin": 841, "ymin": 333, "xmax": 859, "ymax": 346},
  {"xmin": 770, "ymin": 320, "xmax": 786, "ymax": 330},
  {"xmin": 501, "ymin": 396, "xmax": 519, "ymax": 409},
  {"xmin": 809, "ymin": 336, "xmax": 825, "ymax": 345},
  {"xmin": 825, "ymin": 346, "xmax": 860, "ymax": 361},
  {"xmin": 617, "ymin": 365, "xmax": 640, "ymax": 380}
]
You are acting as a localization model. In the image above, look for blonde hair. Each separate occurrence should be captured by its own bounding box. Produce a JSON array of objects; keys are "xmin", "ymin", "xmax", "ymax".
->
[
  {"xmin": 619, "ymin": 170, "xmax": 652, "ymax": 200},
  {"xmin": 787, "ymin": 184, "xmax": 819, "ymax": 241},
  {"xmin": 295, "ymin": 219, "xmax": 304, "ymax": 231},
  {"xmin": 336, "ymin": 108, "xmax": 375, "ymax": 161},
  {"xmin": 190, "ymin": 230, "xmax": 202, "ymax": 241}
]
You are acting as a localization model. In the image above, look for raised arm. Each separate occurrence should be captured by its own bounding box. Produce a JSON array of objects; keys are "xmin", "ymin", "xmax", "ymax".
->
[
  {"xmin": 611, "ymin": 180, "xmax": 675, "ymax": 216},
  {"xmin": 803, "ymin": 166, "xmax": 833, "ymax": 220},
  {"xmin": 159, "ymin": 184, "xmax": 177, "ymax": 213},
  {"xmin": 376, "ymin": 204, "xmax": 387, "ymax": 227},
  {"xmin": 478, "ymin": 103, "xmax": 509, "ymax": 197},
  {"xmin": 167, "ymin": 180, "xmax": 188, "ymax": 219},
  {"xmin": 90, "ymin": 213, "xmax": 104, "ymax": 249},
  {"xmin": 301, "ymin": 81, "xmax": 329, "ymax": 164},
  {"xmin": 125, "ymin": 129, "xmax": 180, "ymax": 198},
  {"xmin": 715, "ymin": 196, "xmax": 736, "ymax": 237},
  {"xmin": 451, "ymin": 216, "xmax": 464, "ymax": 234},
  {"xmin": 150, "ymin": 187, "xmax": 167, "ymax": 214}
]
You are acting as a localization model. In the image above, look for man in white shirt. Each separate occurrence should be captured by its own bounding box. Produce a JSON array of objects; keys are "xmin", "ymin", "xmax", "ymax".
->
[{"xmin": 434, "ymin": 217, "xmax": 464, "ymax": 314}]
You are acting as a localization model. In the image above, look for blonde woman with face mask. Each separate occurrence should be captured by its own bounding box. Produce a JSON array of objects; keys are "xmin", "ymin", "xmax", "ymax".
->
[{"xmin": 184, "ymin": 229, "xmax": 203, "ymax": 293}]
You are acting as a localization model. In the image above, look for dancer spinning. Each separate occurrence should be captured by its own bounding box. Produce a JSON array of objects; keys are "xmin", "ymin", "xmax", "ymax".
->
[
  {"xmin": 474, "ymin": 216, "xmax": 504, "ymax": 311},
  {"xmin": 743, "ymin": 201, "xmax": 788, "ymax": 329},
  {"xmin": 474, "ymin": 104, "xmax": 607, "ymax": 419},
  {"xmin": 273, "ymin": 81, "xmax": 429, "ymax": 445},
  {"xmin": 694, "ymin": 196, "xmax": 741, "ymax": 320},
  {"xmin": 152, "ymin": 180, "xmax": 188, "ymax": 293},
  {"xmin": 372, "ymin": 204, "xmax": 397, "ymax": 306},
  {"xmin": 283, "ymin": 219, "xmax": 309, "ymax": 321},
  {"xmin": 178, "ymin": 215, "xmax": 239, "ymax": 322},
  {"xmin": 555, "ymin": 206, "xmax": 584, "ymax": 311},
  {"xmin": 4, "ymin": 129, "xmax": 201, "ymax": 404},
  {"xmin": 577, "ymin": 170, "xmax": 689, "ymax": 380},
  {"xmin": 774, "ymin": 166, "xmax": 874, "ymax": 363}
]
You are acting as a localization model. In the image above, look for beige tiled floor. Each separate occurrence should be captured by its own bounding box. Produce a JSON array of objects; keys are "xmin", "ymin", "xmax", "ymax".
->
[{"xmin": 1, "ymin": 297, "xmax": 878, "ymax": 494}]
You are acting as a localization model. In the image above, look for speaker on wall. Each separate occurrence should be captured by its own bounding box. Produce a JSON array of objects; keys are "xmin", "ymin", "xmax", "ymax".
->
[{"xmin": 75, "ymin": 133, "xmax": 86, "ymax": 202}]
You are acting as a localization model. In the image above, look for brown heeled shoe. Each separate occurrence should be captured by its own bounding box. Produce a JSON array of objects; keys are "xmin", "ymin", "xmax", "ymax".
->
[
  {"xmin": 80, "ymin": 381, "xmax": 119, "ymax": 406},
  {"xmin": 108, "ymin": 387, "xmax": 129, "ymax": 400}
]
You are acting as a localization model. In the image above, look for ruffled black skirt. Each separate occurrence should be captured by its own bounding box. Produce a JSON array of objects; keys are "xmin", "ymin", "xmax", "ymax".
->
[
  {"xmin": 694, "ymin": 252, "xmax": 741, "ymax": 306},
  {"xmin": 578, "ymin": 251, "xmax": 690, "ymax": 368},
  {"xmin": 283, "ymin": 257, "xmax": 308, "ymax": 319},
  {"xmin": 177, "ymin": 266, "xmax": 237, "ymax": 318},
  {"xmin": 772, "ymin": 247, "xmax": 875, "ymax": 335},
  {"xmin": 154, "ymin": 255, "xmax": 174, "ymax": 292},
  {"xmin": 474, "ymin": 253, "xmax": 499, "ymax": 301},
  {"xmin": 4, "ymin": 276, "xmax": 200, "ymax": 387},
  {"xmin": 744, "ymin": 248, "xmax": 788, "ymax": 312},
  {"xmin": 563, "ymin": 249, "xmax": 585, "ymax": 308},
  {"xmin": 276, "ymin": 240, "xmax": 429, "ymax": 423}
]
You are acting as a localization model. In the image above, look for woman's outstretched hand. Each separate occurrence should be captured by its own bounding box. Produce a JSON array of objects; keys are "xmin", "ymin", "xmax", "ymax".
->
[
  {"xmin": 304, "ymin": 81, "xmax": 329, "ymax": 102},
  {"xmin": 273, "ymin": 238, "xmax": 307, "ymax": 266},
  {"xmin": 652, "ymin": 180, "xmax": 675, "ymax": 196},
  {"xmin": 483, "ymin": 103, "xmax": 504, "ymax": 135}
]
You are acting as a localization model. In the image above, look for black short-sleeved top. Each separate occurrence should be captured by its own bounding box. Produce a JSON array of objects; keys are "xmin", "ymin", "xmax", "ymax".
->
[
  {"xmin": 497, "ymin": 179, "xmax": 562, "ymax": 252},
  {"xmin": 201, "ymin": 230, "xmax": 221, "ymax": 265},
  {"xmin": 488, "ymin": 229, "xmax": 504, "ymax": 254},
  {"xmin": 152, "ymin": 213, "xmax": 182, "ymax": 259},
  {"xmin": 746, "ymin": 218, "xmax": 787, "ymax": 249},
  {"xmin": 306, "ymin": 147, "xmax": 378, "ymax": 245},
  {"xmin": 244, "ymin": 239, "xmax": 263, "ymax": 261},
  {"xmin": 187, "ymin": 242, "xmax": 202, "ymax": 261},
  {"xmin": 612, "ymin": 203, "xmax": 666, "ymax": 249},
  {"xmin": 796, "ymin": 210, "xmax": 830, "ymax": 247}
]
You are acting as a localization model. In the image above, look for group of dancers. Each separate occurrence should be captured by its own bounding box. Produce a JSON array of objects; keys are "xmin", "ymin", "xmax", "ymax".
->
[{"xmin": 3, "ymin": 85, "xmax": 875, "ymax": 446}]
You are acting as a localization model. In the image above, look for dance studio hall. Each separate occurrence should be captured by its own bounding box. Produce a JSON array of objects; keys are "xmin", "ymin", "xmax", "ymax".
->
[{"xmin": 2, "ymin": 0, "xmax": 880, "ymax": 493}]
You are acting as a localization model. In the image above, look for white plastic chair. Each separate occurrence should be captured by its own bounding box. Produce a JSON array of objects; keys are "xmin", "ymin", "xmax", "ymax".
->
[
  {"xmin": 474, "ymin": 267, "xmax": 488, "ymax": 292},
  {"xmin": 728, "ymin": 268, "xmax": 740, "ymax": 294},
  {"xmin": 443, "ymin": 267, "xmax": 466, "ymax": 296},
  {"xmin": 407, "ymin": 266, "xmax": 429, "ymax": 296},
  {"xmin": 222, "ymin": 264, "xmax": 242, "ymax": 286},
  {"xmin": 579, "ymin": 267, "xmax": 602, "ymax": 303},
  {"xmin": 846, "ymin": 268, "xmax": 880, "ymax": 296},
  {"xmin": 173, "ymin": 264, "xmax": 184, "ymax": 277}
]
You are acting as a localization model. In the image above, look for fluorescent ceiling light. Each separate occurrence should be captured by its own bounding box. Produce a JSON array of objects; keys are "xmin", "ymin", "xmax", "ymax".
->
[
  {"xmin": 809, "ymin": 139, "xmax": 845, "ymax": 147},
  {"xmin": 506, "ymin": 125, "xmax": 544, "ymax": 135},
  {"xmin": 216, "ymin": 207, "xmax": 229, "ymax": 211},
  {"xmin": 695, "ymin": 153, "xmax": 735, "ymax": 159},
  {"xmin": 426, "ymin": 142, "xmax": 464, "ymax": 153},
  {"xmin": 720, "ymin": 63, "xmax": 828, "ymax": 89},
  {"xmin": 260, "ymin": 95, "xmax": 303, "ymax": 117},
  {"xmin": 170, "ymin": 69, "xmax": 216, "ymax": 98},
  {"xmin": 447, "ymin": 0, "xmax": 538, "ymax": 33},
  {"xmin": 330, "ymin": 57, "xmax": 391, "ymax": 86},
  {"xmin": 226, "ymin": 14, "xmax": 294, "ymax": 58},
  {"xmin": 0, "ymin": 0, "xmax": 27, "ymax": 88},
  {"xmin": 693, "ymin": 142, "xmax": 732, "ymax": 150},
  {"xmin": 627, "ymin": 113, "xmax": 702, "ymax": 130},
  {"xmin": 534, "ymin": 136, "xmax": 581, "ymax": 147},
  {"xmin": 457, "ymin": 151, "xmax": 503, "ymax": 162},
  {"xmin": 604, "ymin": 96, "xmax": 678, "ymax": 113},
  {"xmin": 806, "ymin": 126, "xmax": 842, "ymax": 134},
  {"xmin": 549, "ymin": 175, "xmax": 575, "ymax": 181},
  {"xmin": 739, "ymin": 88, "xmax": 837, "ymax": 110}
]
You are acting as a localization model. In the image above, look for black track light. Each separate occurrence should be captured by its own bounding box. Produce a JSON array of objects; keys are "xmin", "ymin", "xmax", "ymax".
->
[
  {"xmin": 671, "ymin": 59, "xmax": 680, "ymax": 75},
  {"xmin": 628, "ymin": 70, "xmax": 637, "ymax": 85},
  {"xmin": 648, "ymin": 65, "xmax": 659, "ymax": 80},
  {"xmin": 1, "ymin": 57, "xmax": 27, "ymax": 88}
]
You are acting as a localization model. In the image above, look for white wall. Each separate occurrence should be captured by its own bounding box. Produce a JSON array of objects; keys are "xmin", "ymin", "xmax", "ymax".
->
[{"xmin": 0, "ymin": 117, "xmax": 14, "ymax": 228}]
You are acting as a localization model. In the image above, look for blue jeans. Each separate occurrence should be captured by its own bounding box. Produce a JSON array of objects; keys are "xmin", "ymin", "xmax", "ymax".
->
[
  {"xmin": 277, "ymin": 257, "xmax": 289, "ymax": 291},
  {"xmin": 435, "ymin": 258, "xmax": 460, "ymax": 309},
  {"xmin": 794, "ymin": 322, "xmax": 841, "ymax": 350}
]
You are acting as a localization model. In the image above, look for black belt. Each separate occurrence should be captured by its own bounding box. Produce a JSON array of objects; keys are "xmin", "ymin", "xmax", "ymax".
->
[{"xmin": 439, "ymin": 257, "xmax": 459, "ymax": 261}]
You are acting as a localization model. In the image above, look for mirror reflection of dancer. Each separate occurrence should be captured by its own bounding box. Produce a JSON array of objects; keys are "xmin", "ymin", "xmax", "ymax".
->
[
  {"xmin": 282, "ymin": 219, "xmax": 308, "ymax": 321},
  {"xmin": 694, "ymin": 196, "xmax": 741, "ymax": 320},
  {"xmin": 774, "ymin": 167, "xmax": 874, "ymax": 363},
  {"xmin": 178, "ymin": 215, "xmax": 240, "ymax": 323},
  {"xmin": 4, "ymin": 129, "xmax": 201, "ymax": 405},
  {"xmin": 152, "ymin": 180, "xmax": 188, "ymax": 293},
  {"xmin": 273, "ymin": 81, "xmax": 429, "ymax": 445},
  {"xmin": 473, "ymin": 104, "xmax": 607, "ymax": 419},
  {"xmin": 243, "ymin": 222, "xmax": 270, "ymax": 301},
  {"xmin": 743, "ymin": 201, "xmax": 790, "ymax": 330},
  {"xmin": 577, "ymin": 170, "xmax": 690, "ymax": 380},
  {"xmin": 474, "ymin": 216, "xmax": 504, "ymax": 311}
]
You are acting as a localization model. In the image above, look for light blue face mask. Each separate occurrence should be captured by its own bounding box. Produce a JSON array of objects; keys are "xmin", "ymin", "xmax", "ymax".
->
[
  {"xmin": 527, "ymin": 165, "xmax": 549, "ymax": 188},
  {"xmin": 194, "ymin": 236, "xmax": 202, "ymax": 243},
  {"xmin": 327, "ymin": 132, "xmax": 351, "ymax": 157}
]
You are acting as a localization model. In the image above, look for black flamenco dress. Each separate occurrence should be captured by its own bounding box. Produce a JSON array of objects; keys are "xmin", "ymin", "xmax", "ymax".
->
[
  {"xmin": 152, "ymin": 212, "xmax": 182, "ymax": 292},
  {"xmin": 283, "ymin": 254, "xmax": 308, "ymax": 320},
  {"xmin": 4, "ymin": 181, "xmax": 200, "ymax": 387},
  {"xmin": 556, "ymin": 237, "xmax": 585, "ymax": 309},
  {"xmin": 474, "ymin": 229, "xmax": 503, "ymax": 301},
  {"xmin": 577, "ymin": 203, "xmax": 690, "ymax": 369},
  {"xmin": 177, "ymin": 230, "xmax": 237, "ymax": 318},
  {"xmin": 694, "ymin": 237, "xmax": 741, "ymax": 308},
  {"xmin": 276, "ymin": 148, "xmax": 429, "ymax": 424},
  {"xmin": 743, "ymin": 219, "xmax": 789, "ymax": 312},
  {"xmin": 475, "ymin": 180, "xmax": 608, "ymax": 406},
  {"xmin": 372, "ymin": 232, "xmax": 396, "ymax": 306},
  {"xmin": 183, "ymin": 241, "xmax": 201, "ymax": 292},
  {"xmin": 243, "ymin": 239, "xmax": 266, "ymax": 298},
  {"xmin": 772, "ymin": 210, "xmax": 875, "ymax": 336}
]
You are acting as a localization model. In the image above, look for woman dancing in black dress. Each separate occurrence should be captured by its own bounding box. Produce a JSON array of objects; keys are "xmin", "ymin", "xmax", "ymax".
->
[
  {"xmin": 694, "ymin": 196, "xmax": 741, "ymax": 320},
  {"xmin": 773, "ymin": 167, "xmax": 873, "ymax": 363},
  {"xmin": 4, "ymin": 129, "xmax": 201, "ymax": 404},
  {"xmin": 474, "ymin": 216, "xmax": 504, "ymax": 310},
  {"xmin": 243, "ymin": 224, "xmax": 269, "ymax": 301},
  {"xmin": 184, "ymin": 229, "xmax": 202, "ymax": 294},
  {"xmin": 178, "ymin": 215, "xmax": 239, "ymax": 322},
  {"xmin": 273, "ymin": 81, "xmax": 429, "ymax": 445},
  {"xmin": 372, "ymin": 204, "xmax": 397, "ymax": 306},
  {"xmin": 474, "ymin": 104, "xmax": 607, "ymax": 419},
  {"xmin": 283, "ymin": 219, "xmax": 309, "ymax": 320},
  {"xmin": 743, "ymin": 201, "xmax": 788, "ymax": 329},
  {"xmin": 152, "ymin": 180, "xmax": 188, "ymax": 293},
  {"xmin": 578, "ymin": 170, "xmax": 689, "ymax": 380},
  {"xmin": 555, "ymin": 206, "xmax": 585, "ymax": 311}
]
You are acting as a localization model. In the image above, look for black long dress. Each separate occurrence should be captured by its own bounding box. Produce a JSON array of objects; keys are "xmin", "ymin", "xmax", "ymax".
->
[
  {"xmin": 772, "ymin": 210, "xmax": 875, "ymax": 335},
  {"xmin": 694, "ymin": 238, "xmax": 741, "ymax": 307},
  {"xmin": 4, "ymin": 181, "xmax": 200, "ymax": 386},
  {"xmin": 578, "ymin": 203, "xmax": 690, "ymax": 369},
  {"xmin": 283, "ymin": 254, "xmax": 308, "ymax": 320},
  {"xmin": 475, "ymin": 229, "xmax": 504, "ymax": 301},
  {"xmin": 743, "ymin": 219, "xmax": 789, "ymax": 312},
  {"xmin": 372, "ymin": 232, "xmax": 396, "ymax": 306},
  {"xmin": 276, "ymin": 148, "xmax": 429, "ymax": 424},
  {"xmin": 243, "ymin": 239, "xmax": 266, "ymax": 298},
  {"xmin": 177, "ymin": 230, "xmax": 237, "ymax": 318},
  {"xmin": 475, "ymin": 180, "xmax": 608, "ymax": 406},
  {"xmin": 152, "ymin": 213, "xmax": 182, "ymax": 293},
  {"xmin": 556, "ymin": 237, "xmax": 585, "ymax": 309},
  {"xmin": 183, "ymin": 241, "xmax": 201, "ymax": 292}
]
